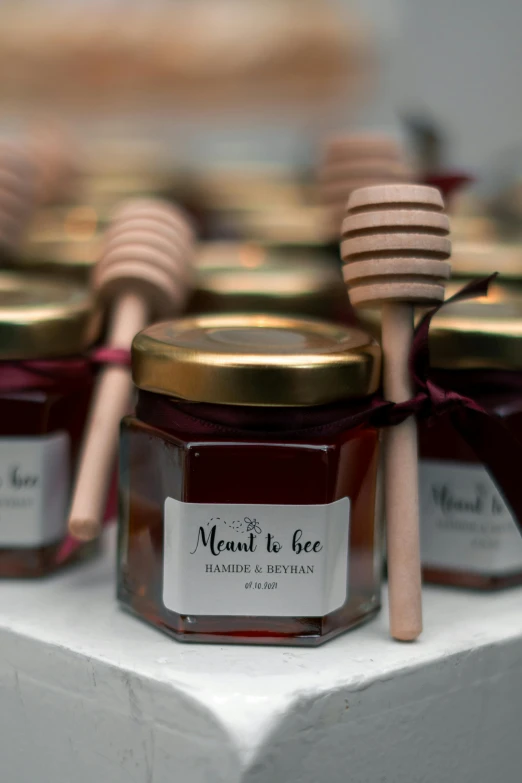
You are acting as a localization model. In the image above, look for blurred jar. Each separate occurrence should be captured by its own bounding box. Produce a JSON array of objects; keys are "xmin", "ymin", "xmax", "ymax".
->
[
  {"xmin": 240, "ymin": 203, "xmax": 331, "ymax": 253},
  {"xmin": 81, "ymin": 165, "xmax": 184, "ymax": 212},
  {"xmin": 418, "ymin": 282, "xmax": 522, "ymax": 588},
  {"xmin": 189, "ymin": 242, "xmax": 352, "ymax": 323},
  {"xmin": 17, "ymin": 236, "xmax": 100, "ymax": 285},
  {"xmin": 185, "ymin": 166, "xmax": 314, "ymax": 240},
  {"xmin": 0, "ymin": 272, "xmax": 101, "ymax": 576},
  {"xmin": 357, "ymin": 280, "xmax": 522, "ymax": 588}
]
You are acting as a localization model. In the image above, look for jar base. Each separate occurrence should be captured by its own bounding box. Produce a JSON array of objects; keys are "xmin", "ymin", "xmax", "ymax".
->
[
  {"xmin": 118, "ymin": 596, "xmax": 381, "ymax": 647},
  {"xmin": 0, "ymin": 538, "xmax": 101, "ymax": 578},
  {"xmin": 423, "ymin": 566, "xmax": 522, "ymax": 591}
]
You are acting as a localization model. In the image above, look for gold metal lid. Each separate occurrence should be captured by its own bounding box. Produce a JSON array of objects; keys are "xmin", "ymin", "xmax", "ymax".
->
[
  {"xmin": 132, "ymin": 313, "xmax": 380, "ymax": 406},
  {"xmin": 0, "ymin": 271, "xmax": 101, "ymax": 360},
  {"xmin": 357, "ymin": 280, "xmax": 522, "ymax": 370}
]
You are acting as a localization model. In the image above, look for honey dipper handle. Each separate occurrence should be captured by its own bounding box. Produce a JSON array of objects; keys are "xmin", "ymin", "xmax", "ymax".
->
[
  {"xmin": 381, "ymin": 303, "xmax": 422, "ymax": 642},
  {"xmin": 68, "ymin": 292, "xmax": 148, "ymax": 541}
]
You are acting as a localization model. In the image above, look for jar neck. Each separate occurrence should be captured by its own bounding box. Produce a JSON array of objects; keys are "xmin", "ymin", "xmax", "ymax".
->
[{"xmin": 135, "ymin": 389, "xmax": 379, "ymax": 441}]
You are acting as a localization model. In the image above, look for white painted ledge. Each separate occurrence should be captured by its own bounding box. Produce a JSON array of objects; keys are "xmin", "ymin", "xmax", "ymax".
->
[{"xmin": 1, "ymin": 529, "xmax": 522, "ymax": 783}]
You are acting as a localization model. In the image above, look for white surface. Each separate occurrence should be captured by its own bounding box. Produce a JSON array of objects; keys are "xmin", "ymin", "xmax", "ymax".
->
[
  {"xmin": 163, "ymin": 496, "xmax": 350, "ymax": 617},
  {"xmin": 1, "ymin": 529, "xmax": 522, "ymax": 782}
]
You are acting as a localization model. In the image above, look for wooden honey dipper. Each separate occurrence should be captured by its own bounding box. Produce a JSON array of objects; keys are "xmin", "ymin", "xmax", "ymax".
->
[
  {"xmin": 68, "ymin": 198, "xmax": 195, "ymax": 541},
  {"xmin": 320, "ymin": 133, "xmax": 412, "ymax": 238},
  {"xmin": 341, "ymin": 184, "xmax": 451, "ymax": 641},
  {"xmin": 0, "ymin": 144, "xmax": 38, "ymax": 256}
]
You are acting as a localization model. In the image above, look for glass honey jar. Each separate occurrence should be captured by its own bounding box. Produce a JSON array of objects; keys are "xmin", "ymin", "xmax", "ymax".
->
[
  {"xmin": 418, "ymin": 281, "xmax": 522, "ymax": 589},
  {"xmin": 0, "ymin": 271, "xmax": 100, "ymax": 576},
  {"xmin": 119, "ymin": 314, "xmax": 382, "ymax": 645}
]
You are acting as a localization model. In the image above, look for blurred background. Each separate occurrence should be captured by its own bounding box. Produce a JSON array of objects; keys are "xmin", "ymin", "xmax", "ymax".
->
[
  {"xmin": 2, "ymin": 0, "xmax": 520, "ymax": 166},
  {"xmin": 1, "ymin": 0, "xmax": 521, "ymax": 315}
]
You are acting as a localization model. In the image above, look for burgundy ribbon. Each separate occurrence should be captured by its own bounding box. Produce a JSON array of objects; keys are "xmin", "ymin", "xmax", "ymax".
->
[{"xmin": 0, "ymin": 347, "xmax": 131, "ymax": 392}]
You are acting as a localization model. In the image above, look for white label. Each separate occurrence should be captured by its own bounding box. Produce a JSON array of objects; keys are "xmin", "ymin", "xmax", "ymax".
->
[
  {"xmin": 0, "ymin": 433, "xmax": 70, "ymax": 547},
  {"xmin": 163, "ymin": 497, "xmax": 350, "ymax": 616},
  {"xmin": 420, "ymin": 459, "xmax": 522, "ymax": 575}
]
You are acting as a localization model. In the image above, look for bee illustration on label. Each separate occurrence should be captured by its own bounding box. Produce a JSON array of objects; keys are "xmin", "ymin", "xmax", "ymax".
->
[{"xmin": 245, "ymin": 517, "xmax": 262, "ymax": 534}]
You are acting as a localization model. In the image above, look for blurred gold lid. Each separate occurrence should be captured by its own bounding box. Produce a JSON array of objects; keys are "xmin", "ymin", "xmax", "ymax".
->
[
  {"xmin": 241, "ymin": 205, "xmax": 330, "ymax": 247},
  {"xmin": 18, "ymin": 236, "xmax": 101, "ymax": 280},
  {"xmin": 196, "ymin": 241, "xmax": 279, "ymax": 271},
  {"xmin": 428, "ymin": 280, "xmax": 522, "ymax": 370},
  {"xmin": 451, "ymin": 240, "xmax": 522, "ymax": 280},
  {"xmin": 357, "ymin": 280, "xmax": 522, "ymax": 370},
  {"xmin": 192, "ymin": 246, "xmax": 347, "ymax": 318},
  {"xmin": 82, "ymin": 172, "xmax": 175, "ymax": 206},
  {"xmin": 132, "ymin": 313, "xmax": 380, "ymax": 406},
  {"xmin": 27, "ymin": 204, "xmax": 106, "ymax": 242},
  {"xmin": 193, "ymin": 166, "xmax": 304, "ymax": 212},
  {"xmin": 0, "ymin": 271, "xmax": 101, "ymax": 360}
]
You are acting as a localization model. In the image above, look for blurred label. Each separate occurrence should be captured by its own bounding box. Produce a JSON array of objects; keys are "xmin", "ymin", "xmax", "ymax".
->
[
  {"xmin": 0, "ymin": 433, "xmax": 70, "ymax": 547},
  {"xmin": 420, "ymin": 459, "xmax": 522, "ymax": 574}
]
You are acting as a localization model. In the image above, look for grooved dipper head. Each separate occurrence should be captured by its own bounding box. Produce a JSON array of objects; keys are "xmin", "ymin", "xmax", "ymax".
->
[
  {"xmin": 94, "ymin": 198, "xmax": 195, "ymax": 318},
  {"xmin": 341, "ymin": 184, "xmax": 451, "ymax": 308}
]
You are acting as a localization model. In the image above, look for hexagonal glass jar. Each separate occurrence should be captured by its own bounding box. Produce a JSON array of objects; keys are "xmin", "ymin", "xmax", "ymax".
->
[{"xmin": 119, "ymin": 313, "xmax": 383, "ymax": 645}]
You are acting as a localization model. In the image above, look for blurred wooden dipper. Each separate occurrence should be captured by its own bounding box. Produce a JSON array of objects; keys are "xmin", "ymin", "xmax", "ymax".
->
[
  {"xmin": 68, "ymin": 198, "xmax": 195, "ymax": 541},
  {"xmin": 0, "ymin": 132, "xmax": 80, "ymax": 257},
  {"xmin": 0, "ymin": 144, "xmax": 38, "ymax": 256},
  {"xmin": 341, "ymin": 184, "xmax": 451, "ymax": 641},
  {"xmin": 320, "ymin": 133, "xmax": 412, "ymax": 238},
  {"xmin": 27, "ymin": 126, "xmax": 82, "ymax": 206}
]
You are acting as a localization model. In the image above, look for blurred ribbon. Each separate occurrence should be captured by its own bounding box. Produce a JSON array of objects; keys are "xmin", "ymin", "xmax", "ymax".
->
[{"xmin": 0, "ymin": 346, "xmax": 131, "ymax": 392}]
